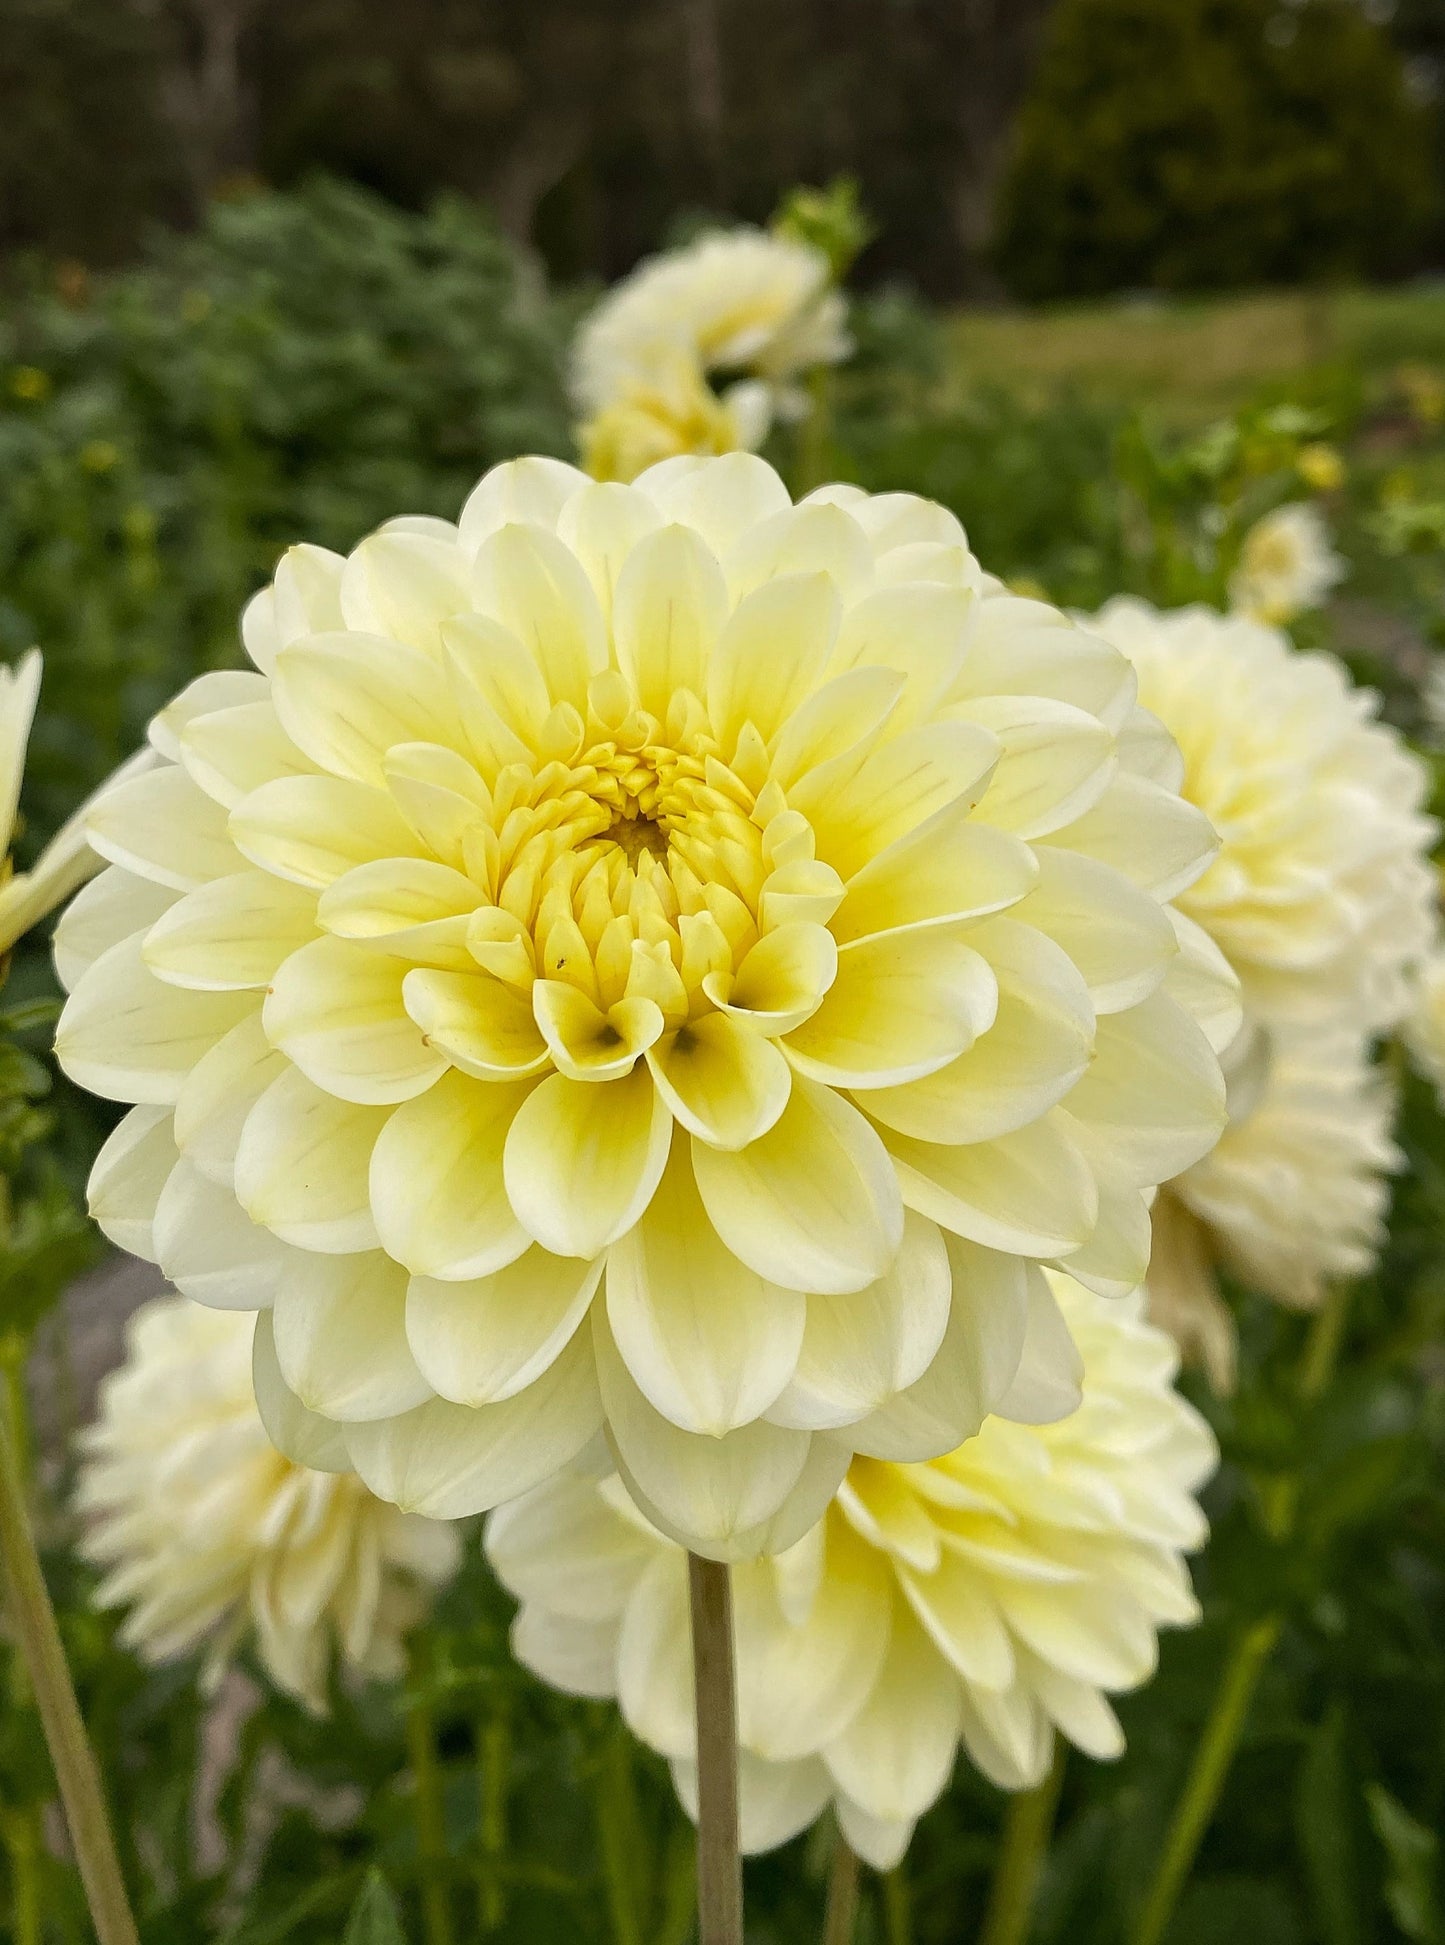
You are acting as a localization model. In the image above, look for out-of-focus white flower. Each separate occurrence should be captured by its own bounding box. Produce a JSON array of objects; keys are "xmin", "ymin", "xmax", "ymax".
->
[
  {"xmin": 77, "ymin": 1298, "xmax": 459, "ymax": 1710},
  {"xmin": 1228, "ymin": 503, "xmax": 1345, "ymax": 625},
  {"xmin": 55, "ymin": 457, "xmax": 1233, "ymax": 1563},
  {"xmin": 1150, "ymin": 1025, "xmax": 1401, "ymax": 1391},
  {"xmin": 0, "ymin": 650, "xmax": 123, "ymax": 954},
  {"xmin": 573, "ymin": 228, "xmax": 851, "ymax": 429},
  {"xmin": 578, "ymin": 349, "xmax": 770, "ymax": 482},
  {"xmin": 487, "ymin": 1273, "xmax": 1215, "ymax": 1870},
  {"xmin": 1090, "ymin": 598, "xmax": 1436, "ymax": 1033},
  {"xmin": 1405, "ymin": 948, "xmax": 1445, "ymax": 1101}
]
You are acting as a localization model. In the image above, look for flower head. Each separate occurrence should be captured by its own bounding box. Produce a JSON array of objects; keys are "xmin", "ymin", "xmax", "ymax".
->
[
  {"xmin": 1090, "ymin": 598, "xmax": 1436, "ymax": 1032},
  {"xmin": 573, "ymin": 228, "xmax": 850, "ymax": 430},
  {"xmin": 1149, "ymin": 1026, "xmax": 1401, "ymax": 1391},
  {"xmin": 1228, "ymin": 502, "xmax": 1345, "ymax": 625},
  {"xmin": 487, "ymin": 1272, "xmax": 1216, "ymax": 1869},
  {"xmin": 56, "ymin": 456, "xmax": 1231, "ymax": 1560},
  {"xmin": 578, "ymin": 350, "xmax": 769, "ymax": 483},
  {"xmin": 77, "ymin": 1297, "xmax": 459, "ymax": 1710}
]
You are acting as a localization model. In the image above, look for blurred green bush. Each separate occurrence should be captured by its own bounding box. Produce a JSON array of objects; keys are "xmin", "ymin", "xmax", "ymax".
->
[
  {"xmin": 995, "ymin": 0, "xmax": 1436, "ymax": 300},
  {"xmin": 0, "ymin": 177, "xmax": 571, "ymax": 857}
]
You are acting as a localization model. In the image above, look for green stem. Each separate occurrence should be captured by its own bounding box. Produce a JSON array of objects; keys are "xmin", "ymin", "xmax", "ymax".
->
[
  {"xmin": 3, "ymin": 1805, "xmax": 42, "ymax": 1945},
  {"xmin": 1131, "ymin": 1614, "xmax": 1282, "ymax": 1945},
  {"xmin": 1299, "ymin": 1280, "xmax": 1350, "ymax": 1403},
  {"xmin": 405, "ymin": 1691, "xmax": 455, "ymax": 1945},
  {"xmin": 977, "ymin": 1743, "xmax": 1067, "ymax": 1945},
  {"xmin": 795, "ymin": 367, "xmax": 835, "ymax": 494},
  {"xmin": 0, "ymin": 1365, "xmax": 140, "ymax": 1945},
  {"xmin": 688, "ymin": 1553, "xmax": 743, "ymax": 1945},
  {"xmin": 882, "ymin": 1863, "xmax": 913, "ymax": 1945},
  {"xmin": 593, "ymin": 1718, "xmax": 645, "ymax": 1945},
  {"xmin": 476, "ymin": 1704, "xmax": 509, "ymax": 1933},
  {"xmin": 822, "ymin": 1831, "xmax": 860, "ymax": 1945}
]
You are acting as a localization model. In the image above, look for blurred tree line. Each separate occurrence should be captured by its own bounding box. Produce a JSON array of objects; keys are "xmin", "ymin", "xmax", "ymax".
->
[{"xmin": 0, "ymin": 0, "xmax": 1440, "ymax": 300}]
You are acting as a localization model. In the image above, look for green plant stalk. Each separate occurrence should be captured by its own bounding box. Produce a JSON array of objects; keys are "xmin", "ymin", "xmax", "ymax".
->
[
  {"xmin": 1131, "ymin": 1612, "xmax": 1283, "ymax": 1945},
  {"xmin": 1131, "ymin": 1285, "xmax": 1351, "ymax": 1945},
  {"xmin": 823, "ymin": 1830, "xmax": 860, "ymax": 1945},
  {"xmin": 477, "ymin": 1704, "xmax": 509, "ymax": 1933},
  {"xmin": 977, "ymin": 1743, "xmax": 1068, "ymax": 1945},
  {"xmin": 593, "ymin": 1719, "xmax": 646, "ymax": 1945},
  {"xmin": 0, "ymin": 1366, "xmax": 140, "ymax": 1945},
  {"xmin": 2, "ymin": 1805, "xmax": 42, "ymax": 1945},
  {"xmin": 883, "ymin": 1863, "xmax": 913, "ymax": 1945},
  {"xmin": 405, "ymin": 1691, "xmax": 456, "ymax": 1945},
  {"xmin": 688, "ymin": 1553, "xmax": 743, "ymax": 1945}
]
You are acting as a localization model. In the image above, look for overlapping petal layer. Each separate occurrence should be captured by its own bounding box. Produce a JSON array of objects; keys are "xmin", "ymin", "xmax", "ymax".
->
[
  {"xmin": 488, "ymin": 1273, "xmax": 1216, "ymax": 1867},
  {"xmin": 57, "ymin": 456, "xmax": 1233, "ymax": 1558}
]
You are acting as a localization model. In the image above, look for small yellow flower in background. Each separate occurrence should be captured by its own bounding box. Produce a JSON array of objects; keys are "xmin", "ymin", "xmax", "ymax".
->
[
  {"xmin": 55, "ymin": 455, "xmax": 1234, "ymax": 1563},
  {"xmin": 578, "ymin": 350, "xmax": 769, "ymax": 483},
  {"xmin": 1150, "ymin": 1028, "xmax": 1401, "ymax": 1392},
  {"xmin": 1404, "ymin": 951, "xmax": 1445, "ymax": 1104},
  {"xmin": 77, "ymin": 1297, "xmax": 459, "ymax": 1711},
  {"xmin": 10, "ymin": 366, "xmax": 50, "ymax": 403},
  {"xmin": 1090, "ymin": 599, "xmax": 1437, "ymax": 1034},
  {"xmin": 1296, "ymin": 443, "xmax": 1345, "ymax": 494},
  {"xmin": 1227, "ymin": 502, "xmax": 1346, "ymax": 625},
  {"xmin": 0, "ymin": 649, "xmax": 132, "ymax": 956},
  {"xmin": 573, "ymin": 227, "xmax": 851, "ymax": 438},
  {"xmin": 487, "ymin": 1272, "xmax": 1215, "ymax": 1869}
]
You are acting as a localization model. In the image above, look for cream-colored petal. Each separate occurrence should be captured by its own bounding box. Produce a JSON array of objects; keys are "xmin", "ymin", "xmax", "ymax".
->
[
  {"xmin": 511, "ymin": 1607, "xmax": 618, "ymax": 1700},
  {"xmin": 141, "ymin": 871, "xmax": 317, "ymax": 991},
  {"xmin": 725, "ymin": 501, "xmax": 871, "ymax": 603},
  {"xmin": 836, "ymin": 1799, "xmax": 913, "ymax": 1874},
  {"xmin": 1011, "ymin": 848, "xmax": 1178, "ymax": 1015},
  {"xmin": 766, "ymin": 1212, "xmax": 952, "ymax": 1431},
  {"xmin": 889, "ymin": 1112, "xmax": 1098, "ymax": 1258},
  {"xmin": 605, "ymin": 1142, "xmax": 806, "ymax": 1436},
  {"xmin": 706, "ymin": 572, "xmax": 840, "ymax": 746},
  {"xmin": 251, "ymin": 1311, "xmax": 351, "ymax": 1471},
  {"xmin": 637, "ymin": 450, "xmax": 791, "ymax": 556},
  {"xmin": 151, "ymin": 1156, "xmax": 295, "ymax": 1309},
  {"xmin": 87, "ymin": 765, "xmax": 239, "ymax": 890},
  {"xmin": 532, "ymin": 980, "xmax": 663, "ymax": 1080},
  {"xmin": 471, "ymin": 523, "xmax": 607, "ymax": 712},
  {"xmin": 317, "ymin": 857, "xmax": 481, "ymax": 971},
  {"xmin": 828, "ymin": 582, "xmax": 972, "ymax": 728},
  {"xmin": 178, "ymin": 699, "xmax": 312, "ymax": 809},
  {"xmin": 486, "ymin": 1473, "xmax": 654, "ymax": 1622},
  {"xmin": 230, "ymin": 773, "xmax": 423, "ymax": 890},
  {"xmin": 1046, "ymin": 772, "xmax": 1218, "ymax": 901},
  {"xmin": 823, "ymin": 1601, "xmax": 961, "ymax": 1823},
  {"xmin": 705, "ymin": 921, "xmax": 837, "ymax": 1035},
  {"xmin": 504, "ymin": 1066, "xmax": 674, "ymax": 1259},
  {"xmin": 88, "ymin": 1106, "xmax": 177, "ymax": 1258},
  {"xmin": 406, "ymin": 1248, "xmax": 603, "ymax": 1406},
  {"xmin": 898, "ymin": 1557, "xmax": 1014, "ymax": 1691},
  {"xmin": 1161, "ymin": 910, "xmax": 1243, "ymax": 1057},
  {"xmin": 265, "ymin": 937, "xmax": 448, "ymax": 1105},
  {"xmin": 339, "ymin": 529, "xmax": 471, "ymax": 651},
  {"xmin": 785, "ymin": 930, "xmax": 996, "ymax": 1088},
  {"xmin": 1050, "ymin": 1115, "xmax": 1152, "ymax": 1299},
  {"xmin": 271, "ymin": 1252, "xmax": 431, "ymax": 1422},
  {"xmin": 1063, "ymin": 991, "xmax": 1226, "ymax": 1185},
  {"xmin": 344, "ymin": 1328, "xmax": 603, "ymax": 1517},
  {"xmin": 831, "ymin": 800, "xmax": 1038, "ymax": 947},
  {"xmin": 369, "ymin": 1069, "xmax": 533, "ymax": 1279},
  {"xmin": 692, "ymin": 1079, "xmax": 903, "ymax": 1296},
  {"xmin": 171, "ymin": 1012, "xmax": 287, "ymax": 1186},
  {"xmin": 271, "ymin": 633, "xmax": 466, "ymax": 787},
  {"xmin": 234, "ymin": 1067, "xmax": 385, "ymax": 1252},
  {"xmin": 964, "ymin": 692, "xmax": 1116, "ymax": 840},
  {"xmin": 646, "ymin": 1012, "xmax": 792, "ymax": 1150},
  {"xmin": 56, "ymin": 935, "xmax": 256, "ymax": 1104},
  {"xmin": 54, "ymin": 868, "xmax": 177, "ymax": 993},
  {"xmin": 459, "ymin": 457, "xmax": 591, "ymax": 550},
  {"xmin": 797, "ymin": 721, "xmax": 999, "ymax": 884},
  {"xmin": 950, "ymin": 600, "xmax": 1135, "ymax": 727},
  {"xmin": 613, "ymin": 523, "xmax": 728, "ymax": 719},
  {"xmin": 556, "ymin": 480, "xmax": 665, "ymax": 620},
  {"xmin": 991, "ymin": 1265, "xmax": 1084, "ymax": 1423},
  {"xmin": 402, "ymin": 967, "xmax": 549, "ymax": 1079},
  {"xmin": 616, "ymin": 1554, "xmax": 695, "ymax": 1759}
]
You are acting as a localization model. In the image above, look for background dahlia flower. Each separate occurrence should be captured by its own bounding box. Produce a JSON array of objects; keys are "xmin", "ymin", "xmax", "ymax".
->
[
  {"xmin": 1405, "ymin": 950, "xmax": 1445, "ymax": 1104},
  {"xmin": 487, "ymin": 1272, "xmax": 1216, "ymax": 1870},
  {"xmin": 1090, "ymin": 598, "xmax": 1436, "ymax": 1032},
  {"xmin": 1227, "ymin": 502, "xmax": 1346, "ymax": 625},
  {"xmin": 1149, "ymin": 1027, "xmax": 1401, "ymax": 1391},
  {"xmin": 77, "ymin": 1297, "xmax": 459, "ymax": 1710},
  {"xmin": 572, "ymin": 228, "xmax": 851, "ymax": 432},
  {"xmin": 577, "ymin": 348, "xmax": 770, "ymax": 484},
  {"xmin": 55, "ymin": 454, "xmax": 1233, "ymax": 1560}
]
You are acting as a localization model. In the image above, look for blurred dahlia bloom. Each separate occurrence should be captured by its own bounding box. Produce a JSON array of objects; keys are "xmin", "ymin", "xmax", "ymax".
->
[
  {"xmin": 78, "ymin": 1298, "xmax": 459, "ymax": 1710},
  {"xmin": 1091, "ymin": 599, "xmax": 1436, "ymax": 1034},
  {"xmin": 56, "ymin": 455, "xmax": 1234, "ymax": 1562},
  {"xmin": 487, "ymin": 1272, "xmax": 1216, "ymax": 1870},
  {"xmin": 1405, "ymin": 950, "xmax": 1445, "ymax": 1102},
  {"xmin": 1228, "ymin": 503, "xmax": 1345, "ymax": 626},
  {"xmin": 573, "ymin": 227, "xmax": 851, "ymax": 435},
  {"xmin": 1150, "ymin": 1027, "xmax": 1402, "ymax": 1392},
  {"xmin": 578, "ymin": 347, "xmax": 770, "ymax": 484}
]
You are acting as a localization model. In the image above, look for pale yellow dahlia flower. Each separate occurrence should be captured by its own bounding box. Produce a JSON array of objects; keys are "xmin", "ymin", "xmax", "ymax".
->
[
  {"xmin": 1149, "ymin": 1026, "xmax": 1401, "ymax": 1391},
  {"xmin": 578, "ymin": 349, "xmax": 770, "ymax": 484},
  {"xmin": 1404, "ymin": 949, "xmax": 1445, "ymax": 1102},
  {"xmin": 573, "ymin": 228, "xmax": 850, "ymax": 432},
  {"xmin": 0, "ymin": 649, "xmax": 126, "ymax": 953},
  {"xmin": 1090, "ymin": 598, "xmax": 1437, "ymax": 1033},
  {"xmin": 1228, "ymin": 502, "xmax": 1345, "ymax": 626},
  {"xmin": 77, "ymin": 1297, "xmax": 459, "ymax": 1710},
  {"xmin": 55, "ymin": 455, "xmax": 1232, "ymax": 1561},
  {"xmin": 487, "ymin": 1272, "xmax": 1215, "ymax": 1869}
]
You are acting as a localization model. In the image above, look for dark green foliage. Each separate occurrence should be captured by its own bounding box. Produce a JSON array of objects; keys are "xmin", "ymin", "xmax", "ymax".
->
[
  {"xmin": 0, "ymin": 177, "xmax": 571, "ymax": 852},
  {"xmin": 995, "ymin": 0, "xmax": 1436, "ymax": 299}
]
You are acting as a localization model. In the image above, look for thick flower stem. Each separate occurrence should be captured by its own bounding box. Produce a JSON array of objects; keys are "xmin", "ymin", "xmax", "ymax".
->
[
  {"xmin": 688, "ymin": 1553, "xmax": 743, "ymax": 1945},
  {"xmin": 822, "ymin": 1830, "xmax": 860, "ymax": 1945},
  {"xmin": 977, "ymin": 1743, "xmax": 1067, "ymax": 1945},
  {"xmin": 883, "ymin": 1864, "xmax": 913, "ymax": 1945},
  {"xmin": 0, "ymin": 1367, "xmax": 139, "ymax": 1945},
  {"xmin": 476, "ymin": 1704, "xmax": 509, "ymax": 1933},
  {"xmin": 405, "ymin": 1691, "xmax": 456, "ymax": 1945},
  {"xmin": 1131, "ymin": 1613, "xmax": 1282, "ymax": 1945},
  {"xmin": 2, "ymin": 1805, "xmax": 42, "ymax": 1945}
]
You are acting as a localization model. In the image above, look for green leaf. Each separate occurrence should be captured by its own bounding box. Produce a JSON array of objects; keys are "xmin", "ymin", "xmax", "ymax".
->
[
  {"xmin": 1295, "ymin": 1709, "xmax": 1364, "ymax": 1945},
  {"xmin": 342, "ymin": 1872, "xmax": 408, "ymax": 1945},
  {"xmin": 1367, "ymin": 1786, "xmax": 1443, "ymax": 1945}
]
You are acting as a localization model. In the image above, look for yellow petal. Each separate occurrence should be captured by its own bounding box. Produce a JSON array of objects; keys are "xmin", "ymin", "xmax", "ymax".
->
[
  {"xmin": 613, "ymin": 523, "xmax": 728, "ymax": 719},
  {"xmin": 172, "ymin": 1012, "xmax": 287, "ymax": 1186},
  {"xmin": 471, "ymin": 523, "xmax": 607, "ymax": 711},
  {"xmin": 1060, "ymin": 991, "xmax": 1226, "ymax": 1185},
  {"xmin": 705, "ymin": 921, "xmax": 837, "ymax": 1035},
  {"xmin": 402, "ymin": 967, "xmax": 549, "ymax": 1078},
  {"xmin": 1011, "ymin": 848, "xmax": 1177, "ymax": 1015},
  {"xmin": 504, "ymin": 1066, "xmax": 674, "ymax": 1258},
  {"xmin": 88, "ymin": 765, "xmax": 239, "ymax": 891},
  {"xmin": 234, "ymin": 1067, "xmax": 386, "ymax": 1252},
  {"xmin": 230, "ymin": 773, "xmax": 423, "ymax": 889},
  {"xmin": 265, "ymin": 937, "xmax": 448, "ymax": 1105},
  {"xmin": 646, "ymin": 1012, "xmax": 792, "ymax": 1150},
  {"xmin": 339, "ymin": 528, "xmax": 471, "ymax": 651},
  {"xmin": 142, "ymin": 871, "xmax": 317, "ymax": 990},
  {"xmin": 272, "ymin": 1251, "xmax": 431, "ymax": 1422},
  {"xmin": 785, "ymin": 929, "xmax": 996, "ymax": 1088},
  {"xmin": 963, "ymin": 694, "xmax": 1115, "ymax": 839},
  {"xmin": 458, "ymin": 456, "xmax": 589, "ymax": 550},
  {"xmin": 318, "ymin": 857, "xmax": 481, "ymax": 971},
  {"xmin": 888, "ymin": 1112, "xmax": 1098, "ymax": 1258},
  {"xmin": 532, "ymin": 980, "xmax": 663, "ymax": 1081},
  {"xmin": 54, "ymin": 868, "xmax": 177, "ymax": 994},
  {"xmin": 706, "ymin": 572, "xmax": 840, "ymax": 746},
  {"xmin": 179, "ymin": 699, "xmax": 313, "ymax": 810},
  {"xmin": 829, "ymin": 582, "xmax": 973, "ymax": 727},
  {"xmin": 272, "ymin": 632, "xmax": 466, "ymax": 787},
  {"xmin": 56, "ymin": 935, "xmax": 256, "ymax": 1105},
  {"xmin": 369, "ymin": 1069, "xmax": 533, "ymax": 1279},
  {"xmin": 831, "ymin": 800, "xmax": 1037, "ymax": 947},
  {"xmin": 556, "ymin": 480, "xmax": 665, "ymax": 620},
  {"xmin": 151, "ymin": 1155, "xmax": 296, "ymax": 1308},
  {"xmin": 1048, "ymin": 772, "xmax": 1218, "ymax": 901},
  {"xmin": 88, "ymin": 1105, "xmax": 177, "ymax": 1257},
  {"xmin": 407, "ymin": 1247, "xmax": 603, "ymax": 1405},
  {"xmin": 796, "ymin": 720, "xmax": 999, "ymax": 882}
]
